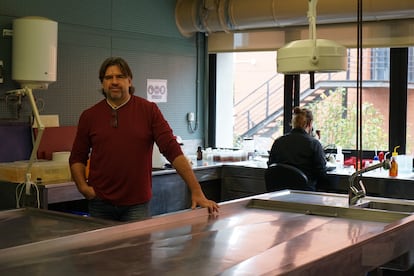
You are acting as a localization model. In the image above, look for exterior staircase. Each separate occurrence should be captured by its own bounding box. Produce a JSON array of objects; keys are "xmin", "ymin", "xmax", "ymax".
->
[
  {"xmin": 234, "ymin": 72, "xmax": 347, "ymax": 139},
  {"xmin": 234, "ymin": 74, "xmax": 394, "ymax": 139}
]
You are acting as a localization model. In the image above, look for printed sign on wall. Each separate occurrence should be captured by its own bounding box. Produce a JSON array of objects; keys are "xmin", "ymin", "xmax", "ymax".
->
[{"xmin": 147, "ymin": 79, "xmax": 167, "ymax": 103}]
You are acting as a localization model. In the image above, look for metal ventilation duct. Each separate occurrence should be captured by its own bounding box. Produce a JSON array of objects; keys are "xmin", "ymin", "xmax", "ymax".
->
[{"xmin": 175, "ymin": 0, "xmax": 414, "ymax": 37}]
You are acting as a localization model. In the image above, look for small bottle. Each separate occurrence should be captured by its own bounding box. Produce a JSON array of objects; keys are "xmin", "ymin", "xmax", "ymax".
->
[
  {"xmin": 389, "ymin": 146, "xmax": 400, "ymax": 177},
  {"xmin": 378, "ymin": 151, "xmax": 384, "ymax": 162},
  {"xmin": 335, "ymin": 146, "xmax": 344, "ymax": 170},
  {"xmin": 372, "ymin": 155, "xmax": 380, "ymax": 172},
  {"xmin": 197, "ymin": 146, "xmax": 203, "ymax": 161}
]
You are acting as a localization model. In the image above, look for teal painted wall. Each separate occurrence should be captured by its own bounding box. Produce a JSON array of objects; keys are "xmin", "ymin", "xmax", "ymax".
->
[{"xmin": 0, "ymin": 0, "xmax": 204, "ymax": 140}]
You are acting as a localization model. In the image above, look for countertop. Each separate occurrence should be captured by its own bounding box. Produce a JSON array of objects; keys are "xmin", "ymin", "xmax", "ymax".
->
[
  {"xmin": 2, "ymin": 190, "xmax": 414, "ymax": 275},
  {"xmin": 0, "ymin": 208, "xmax": 115, "ymax": 250},
  {"xmin": 16, "ymin": 158, "xmax": 414, "ymax": 187}
]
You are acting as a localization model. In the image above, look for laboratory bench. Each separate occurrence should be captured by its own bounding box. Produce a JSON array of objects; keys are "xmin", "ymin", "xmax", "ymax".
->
[
  {"xmin": 2, "ymin": 162, "xmax": 414, "ymax": 274},
  {"xmin": 0, "ymin": 164, "xmax": 222, "ymax": 216},
  {"xmin": 327, "ymin": 167, "xmax": 414, "ymax": 200},
  {"xmin": 1, "ymin": 161, "xmax": 414, "ymax": 214},
  {"xmin": 3, "ymin": 190, "xmax": 414, "ymax": 275},
  {"xmin": 0, "ymin": 208, "xmax": 116, "ymax": 250}
]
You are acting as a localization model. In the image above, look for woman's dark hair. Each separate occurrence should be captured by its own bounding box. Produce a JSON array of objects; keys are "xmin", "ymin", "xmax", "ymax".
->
[
  {"xmin": 291, "ymin": 106, "xmax": 313, "ymax": 129},
  {"xmin": 99, "ymin": 57, "xmax": 135, "ymax": 96}
]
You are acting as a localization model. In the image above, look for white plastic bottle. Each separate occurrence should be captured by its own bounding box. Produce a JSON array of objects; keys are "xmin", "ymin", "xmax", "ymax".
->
[{"xmin": 335, "ymin": 146, "xmax": 344, "ymax": 170}]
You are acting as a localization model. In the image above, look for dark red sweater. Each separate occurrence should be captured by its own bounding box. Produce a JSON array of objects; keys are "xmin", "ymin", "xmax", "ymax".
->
[{"xmin": 69, "ymin": 96, "xmax": 183, "ymax": 205}]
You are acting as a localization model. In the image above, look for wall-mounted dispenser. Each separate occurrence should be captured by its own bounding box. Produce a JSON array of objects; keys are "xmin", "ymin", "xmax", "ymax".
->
[{"xmin": 12, "ymin": 16, "xmax": 58, "ymax": 89}]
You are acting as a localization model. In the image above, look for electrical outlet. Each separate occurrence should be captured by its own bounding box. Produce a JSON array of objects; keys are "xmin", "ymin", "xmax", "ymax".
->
[
  {"xmin": 2, "ymin": 29, "xmax": 13, "ymax": 37},
  {"xmin": 187, "ymin": 112, "xmax": 195, "ymax": 122}
]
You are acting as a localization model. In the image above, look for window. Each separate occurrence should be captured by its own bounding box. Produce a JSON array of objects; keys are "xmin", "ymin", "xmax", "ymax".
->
[
  {"xmin": 216, "ymin": 51, "xmax": 279, "ymax": 153},
  {"xmin": 309, "ymin": 48, "xmax": 389, "ymax": 152},
  {"xmin": 409, "ymin": 47, "xmax": 414, "ymax": 83},
  {"xmin": 371, "ymin": 48, "xmax": 390, "ymax": 81},
  {"xmin": 214, "ymin": 47, "xmax": 414, "ymax": 156}
]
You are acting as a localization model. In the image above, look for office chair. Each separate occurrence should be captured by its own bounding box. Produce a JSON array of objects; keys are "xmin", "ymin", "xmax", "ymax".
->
[{"xmin": 265, "ymin": 163, "xmax": 309, "ymax": 192}]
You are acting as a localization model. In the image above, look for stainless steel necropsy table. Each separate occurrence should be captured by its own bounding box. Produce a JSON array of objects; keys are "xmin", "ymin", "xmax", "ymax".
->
[{"xmin": 1, "ymin": 191, "xmax": 414, "ymax": 275}]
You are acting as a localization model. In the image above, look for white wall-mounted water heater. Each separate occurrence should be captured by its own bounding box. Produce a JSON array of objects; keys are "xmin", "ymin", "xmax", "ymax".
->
[{"xmin": 12, "ymin": 16, "xmax": 58, "ymax": 89}]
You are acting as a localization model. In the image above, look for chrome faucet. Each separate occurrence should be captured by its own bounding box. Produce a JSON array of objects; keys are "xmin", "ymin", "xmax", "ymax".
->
[{"xmin": 348, "ymin": 160, "xmax": 391, "ymax": 206}]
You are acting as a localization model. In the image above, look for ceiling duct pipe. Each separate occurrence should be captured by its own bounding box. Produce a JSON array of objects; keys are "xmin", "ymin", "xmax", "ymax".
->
[{"xmin": 175, "ymin": 0, "xmax": 414, "ymax": 37}]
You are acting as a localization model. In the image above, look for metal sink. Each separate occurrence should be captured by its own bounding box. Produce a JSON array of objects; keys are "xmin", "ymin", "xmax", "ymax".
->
[
  {"xmin": 357, "ymin": 201, "xmax": 414, "ymax": 213},
  {"xmin": 249, "ymin": 190, "xmax": 414, "ymax": 272},
  {"xmin": 247, "ymin": 198, "xmax": 409, "ymax": 223}
]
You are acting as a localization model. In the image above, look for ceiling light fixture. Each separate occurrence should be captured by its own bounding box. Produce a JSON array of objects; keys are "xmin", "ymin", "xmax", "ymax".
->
[{"xmin": 277, "ymin": 0, "xmax": 347, "ymax": 79}]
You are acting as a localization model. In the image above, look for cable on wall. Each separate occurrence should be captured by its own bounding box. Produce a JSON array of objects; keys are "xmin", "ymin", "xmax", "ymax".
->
[{"xmin": 188, "ymin": 32, "xmax": 203, "ymax": 133}]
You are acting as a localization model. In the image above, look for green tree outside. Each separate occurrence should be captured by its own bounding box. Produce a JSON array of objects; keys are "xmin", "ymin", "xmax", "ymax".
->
[{"xmin": 308, "ymin": 88, "xmax": 387, "ymax": 151}]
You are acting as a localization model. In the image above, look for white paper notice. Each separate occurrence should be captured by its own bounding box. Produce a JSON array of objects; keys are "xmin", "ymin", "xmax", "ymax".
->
[{"xmin": 147, "ymin": 79, "xmax": 167, "ymax": 103}]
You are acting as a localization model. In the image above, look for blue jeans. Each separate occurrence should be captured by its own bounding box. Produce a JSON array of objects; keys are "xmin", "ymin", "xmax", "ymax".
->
[{"xmin": 89, "ymin": 198, "xmax": 151, "ymax": 222}]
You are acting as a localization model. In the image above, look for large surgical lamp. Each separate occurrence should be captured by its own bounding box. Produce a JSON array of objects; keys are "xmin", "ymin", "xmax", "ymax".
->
[
  {"xmin": 277, "ymin": 0, "xmax": 347, "ymax": 85},
  {"xmin": 8, "ymin": 16, "xmax": 58, "ymax": 196}
]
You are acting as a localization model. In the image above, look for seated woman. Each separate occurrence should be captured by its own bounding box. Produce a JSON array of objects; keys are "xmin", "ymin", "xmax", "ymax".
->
[{"xmin": 268, "ymin": 106, "xmax": 331, "ymax": 191}]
